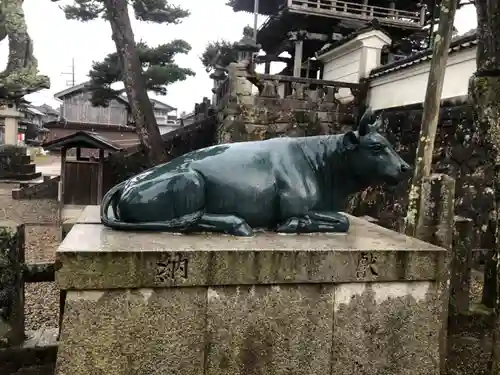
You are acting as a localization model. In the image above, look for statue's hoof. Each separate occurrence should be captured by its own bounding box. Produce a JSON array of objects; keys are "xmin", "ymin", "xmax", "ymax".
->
[
  {"xmin": 276, "ymin": 218, "xmax": 299, "ymax": 233},
  {"xmin": 233, "ymin": 222, "xmax": 254, "ymax": 237}
]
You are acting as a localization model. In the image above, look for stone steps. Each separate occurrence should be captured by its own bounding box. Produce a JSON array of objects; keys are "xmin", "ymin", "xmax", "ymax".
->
[
  {"xmin": 12, "ymin": 176, "xmax": 60, "ymax": 200},
  {"xmin": 12, "ymin": 364, "xmax": 54, "ymax": 375},
  {"xmin": 0, "ymin": 172, "xmax": 42, "ymax": 181},
  {"xmin": 0, "ymin": 328, "xmax": 58, "ymax": 375}
]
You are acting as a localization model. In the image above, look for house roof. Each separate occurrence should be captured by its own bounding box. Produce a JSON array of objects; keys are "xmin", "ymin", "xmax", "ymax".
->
[
  {"xmin": 369, "ymin": 31, "xmax": 478, "ymax": 79},
  {"xmin": 180, "ymin": 111, "xmax": 195, "ymax": 120},
  {"xmin": 55, "ymin": 82, "xmax": 176, "ymax": 112},
  {"xmin": 150, "ymin": 98, "xmax": 176, "ymax": 112},
  {"xmin": 35, "ymin": 104, "xmax": 59, "ymax": 116},
  {"xmin": 53, "ymin": 82, "xmax": 90, "ymax": 99},
  {"xmin": 119, "ymin": 95, "xmax": 176, "ymax": 112},
  {"xmin": 54, "ymin": 82, "xmax": 129, "ymax": 106},
  {"xmin": 24, "ymin": 106, "xmax": 45, "ymax": 116},
  {"xmin": 42, "ymin": 131, "xmax": 122, "ymax": 152},
  {"xmin": 228, "ymin": 0, "xmax": 286, "ymax": 16}
]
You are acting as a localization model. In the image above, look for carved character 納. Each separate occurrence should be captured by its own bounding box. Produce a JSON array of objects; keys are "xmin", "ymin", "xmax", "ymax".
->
[{"xmin": 100, "ymin": 107, "xmax": 411, "ymax": 236}]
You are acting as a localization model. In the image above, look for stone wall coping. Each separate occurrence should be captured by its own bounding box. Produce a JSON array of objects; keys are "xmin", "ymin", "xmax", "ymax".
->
[{"xmin": 55, "ymin": 206, "xmax": 446, "ymax": 290}]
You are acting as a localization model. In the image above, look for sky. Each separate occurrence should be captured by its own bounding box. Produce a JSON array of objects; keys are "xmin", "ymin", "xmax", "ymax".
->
[{"xmin": 0, "ymin": 0, "xmax": 479, "ymax": 114}]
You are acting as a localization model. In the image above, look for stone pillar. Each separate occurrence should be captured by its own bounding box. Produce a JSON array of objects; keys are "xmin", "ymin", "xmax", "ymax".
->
[
  {"xmin": 55, "ymin": 206, "xmax": 451, "ymax": 375},
  {"xmin": 0, "ymin": 105, "xmax": 22, "ymax": 145},
  {"xmin": 289, "ymin": 31, "xmax": 307, "ymax": 78},
  {"xmin": 293, "ymin": 40, "xmax": 304, "ymax": 77}
]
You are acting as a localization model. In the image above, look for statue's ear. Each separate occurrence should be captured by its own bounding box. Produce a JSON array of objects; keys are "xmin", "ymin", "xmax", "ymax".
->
[{"xmin": 343, "ymin": 131, "xmax": 359, "ymax": 150}]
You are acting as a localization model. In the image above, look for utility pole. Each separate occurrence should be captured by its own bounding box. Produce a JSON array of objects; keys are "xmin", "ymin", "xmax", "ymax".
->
[
  {"xmin": 403, "ymin": 0, "xmax": 458, "ymax": 239},
  {"xmin": 253, "ymin": 0, "xmax": 259, "ymax": 41},
  {"xmin": 61, "ymin": 58, "xmax": 76, "ymax": 87}
]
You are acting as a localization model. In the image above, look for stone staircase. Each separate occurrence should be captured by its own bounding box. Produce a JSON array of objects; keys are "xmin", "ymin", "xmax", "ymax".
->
[{"xmin": 0, "ymin": 147, "xmax": 41, "ymax": 181}]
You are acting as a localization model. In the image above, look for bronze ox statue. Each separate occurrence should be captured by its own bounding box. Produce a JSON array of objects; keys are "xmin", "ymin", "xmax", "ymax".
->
[{"xmin": 100, "ymin": 108, "xmax": 410, "ymax": 236}]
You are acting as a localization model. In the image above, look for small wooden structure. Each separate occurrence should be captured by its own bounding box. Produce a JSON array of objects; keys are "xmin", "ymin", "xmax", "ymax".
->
[{"xmin": 42, "ymin": 131, "xmax": 121, "ymax": 205}]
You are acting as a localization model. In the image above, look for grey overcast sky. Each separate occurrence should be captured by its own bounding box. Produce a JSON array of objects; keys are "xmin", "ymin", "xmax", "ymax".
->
[{"xmin": 0, "ymin": 0, "xmax": 478, "ymax": 114}]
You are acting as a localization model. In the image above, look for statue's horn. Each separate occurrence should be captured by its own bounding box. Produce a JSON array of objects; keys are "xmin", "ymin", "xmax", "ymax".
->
[{"xmin": 358, "ymin": 107, "xmax": 374, "ymax": 136}]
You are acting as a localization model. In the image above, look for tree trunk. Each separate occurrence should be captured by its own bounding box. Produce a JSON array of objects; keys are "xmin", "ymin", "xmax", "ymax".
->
[
  {"xmin": 403, "ymin": 0, "xmax": 457, "ymax": 238},
  {"xmin": 102, "ymin": 0, "xmax": 167, "ymax": 166},
  {"xmin": 471, "ymin": 2, "xmax": 500, "ymax": 374}
]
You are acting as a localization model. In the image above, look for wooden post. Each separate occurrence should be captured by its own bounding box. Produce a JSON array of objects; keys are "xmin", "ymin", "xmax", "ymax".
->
[
  {"xmin": 293, "ymin": 40, "xmax": 303, "ymax": 77},
  {"xmin": 76, "ymin": 147, "xmax": 81, "ymax": 161},
  {"xmin": 97, "ymin": 149, "xmax": 105, "ymax": 204},
  {"xmin": 389, "ymin": 1, "xmax": 395, "ymax": 16},
  {"xmin": 420, "ymin": 5, "xmax": 427, "ymax": 27},
  {"xmin": 264, "ymin": 61, "xmax": 271, "ymax": 74},
  {"xmin": 403, "ymin": 0, "xmax": 458, "ymax": 238},
  {"xmin": 449, "ymin": 216, "xmax": 473, "ymax": 315},
  {"xmin": 59, "ymin": 147, "xmax": 67, "ymax": 216},
  {"xmin": 415, "ymin": 173, "xmax": 455, "ymax": 375},
  {"xmin": 362, "ymin": 0, "xmax": 368, "ymax": 15}
]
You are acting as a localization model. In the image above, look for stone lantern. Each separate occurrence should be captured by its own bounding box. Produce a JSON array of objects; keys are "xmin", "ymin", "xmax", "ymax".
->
[
  {"xmin": 234, "ymin": 35, "xmax": 261, "ymax": 63},
  {"xmin": 210, "ymin": 68, "xmax": 227, "ymax": 106},
  {"xmin": 210, "ymin": 68, "xmax": 226, "ymax": 85}
]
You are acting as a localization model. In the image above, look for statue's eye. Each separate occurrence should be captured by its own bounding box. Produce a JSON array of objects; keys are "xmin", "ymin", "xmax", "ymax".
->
[{"xmin": 372, "ymin": 144, "xmax": 383, "ymax": 152}]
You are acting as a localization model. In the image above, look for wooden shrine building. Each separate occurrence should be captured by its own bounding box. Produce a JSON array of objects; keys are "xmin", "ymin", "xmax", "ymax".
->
[{"xmin": 228, "ymin": 0, "xmax": 432, "ymax": 78}]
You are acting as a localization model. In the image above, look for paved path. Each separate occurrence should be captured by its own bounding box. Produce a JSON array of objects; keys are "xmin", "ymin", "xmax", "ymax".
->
[{"xmin": 36, "ymin": 162, "xmax": 61, "ymax": 177}]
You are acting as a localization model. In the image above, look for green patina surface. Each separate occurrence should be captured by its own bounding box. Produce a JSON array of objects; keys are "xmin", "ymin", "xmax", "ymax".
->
[{"xmin": 100, "ymin": 108, "xmax": 410, "ymax": 236}]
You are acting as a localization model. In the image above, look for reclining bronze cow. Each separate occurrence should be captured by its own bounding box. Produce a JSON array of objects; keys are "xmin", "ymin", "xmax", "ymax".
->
[{"xmin": 100, "ymin": 108, "xmax": 410, "ymax": 236}]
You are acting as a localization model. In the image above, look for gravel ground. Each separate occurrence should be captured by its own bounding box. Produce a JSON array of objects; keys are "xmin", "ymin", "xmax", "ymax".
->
[{"xmin": 24, "ymin": 225, "xmax": 60, "ymax": 331}]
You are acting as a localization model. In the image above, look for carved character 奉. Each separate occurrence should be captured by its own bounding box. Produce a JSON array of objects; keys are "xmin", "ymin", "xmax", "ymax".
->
[{"xmin": 100, "ymin": 108, "xmax": 411, "ymax": 236}]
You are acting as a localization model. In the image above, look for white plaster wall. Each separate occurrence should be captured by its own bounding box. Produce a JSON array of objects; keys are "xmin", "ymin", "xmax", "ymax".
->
[
  {"xmin": 323, "ymin": 49, "xmax": 362, "ymax": 83},
  {"xmin": 322, "ymin": 49, "xmax": 362, "ymax": 102},
  {"xmin": 368, "ymin": 47, "xmax": 477, "ymax": 111}
]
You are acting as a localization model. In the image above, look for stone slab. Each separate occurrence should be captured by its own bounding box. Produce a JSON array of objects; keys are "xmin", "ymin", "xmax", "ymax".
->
[
  {"xmin": 75, "ymin": 205, "xmax": 100, "ymax": 224},
  {"xmin": 54, "ymin": 281, "xmax": 445, "ymax": 375},
  {"xmin": 331, "ymin": 282, "xmax": 440, "ymax": 374},
  {"xmin": 56, "ymin": 214, "xmax": 445, "ymax": 289},
  {"xmin": 55, "ymin": 288, "xmax": 206, "ymax": 375},
  {"xmin": 206, "ymin": 284, "xmax": 334, "ymax": 375}
]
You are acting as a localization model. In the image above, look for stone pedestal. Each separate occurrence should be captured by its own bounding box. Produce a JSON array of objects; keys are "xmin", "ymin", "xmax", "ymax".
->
[{"xmin": 55, "ymin": 205, "xmax": 449, "ymax": 375}]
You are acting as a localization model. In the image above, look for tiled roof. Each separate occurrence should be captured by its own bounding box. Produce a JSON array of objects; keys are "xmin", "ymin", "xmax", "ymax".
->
[{"xmin": 369, "ymin": 31, "xmax": 477, "ymax": 79}]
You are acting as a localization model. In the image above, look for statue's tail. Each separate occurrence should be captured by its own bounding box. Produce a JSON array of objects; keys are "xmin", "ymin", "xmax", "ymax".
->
[{"xmin": 100, "ymin": 181, "xmax": 203, "ymax": 231}]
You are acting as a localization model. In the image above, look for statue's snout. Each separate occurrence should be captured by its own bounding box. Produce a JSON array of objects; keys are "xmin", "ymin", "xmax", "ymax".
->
[{"xmin": 399, "ymin": 161, "xmax": 412, "ymax": 174}]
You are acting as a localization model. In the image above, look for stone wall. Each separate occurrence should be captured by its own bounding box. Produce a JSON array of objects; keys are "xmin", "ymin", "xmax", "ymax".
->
[
  {"xmin": 217, "ymin": 94, "xmax": 357, "ymax": 143},
  {"xmin": 214, "ymin": 61, "xmax": 363, "ymax": 144},
  {"xmin": 348, "ymin": 98, "xmax": 489, "ymax": 242}
]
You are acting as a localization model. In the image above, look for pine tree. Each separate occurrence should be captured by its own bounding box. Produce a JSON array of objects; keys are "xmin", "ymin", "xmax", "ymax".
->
[
  {"xmin": 59, "ymin": 0, "xmax": 195, "ymax": 165},
  {"xmin": 88, "ymin": 40, "xmax": 194, "ymax": 107}
]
